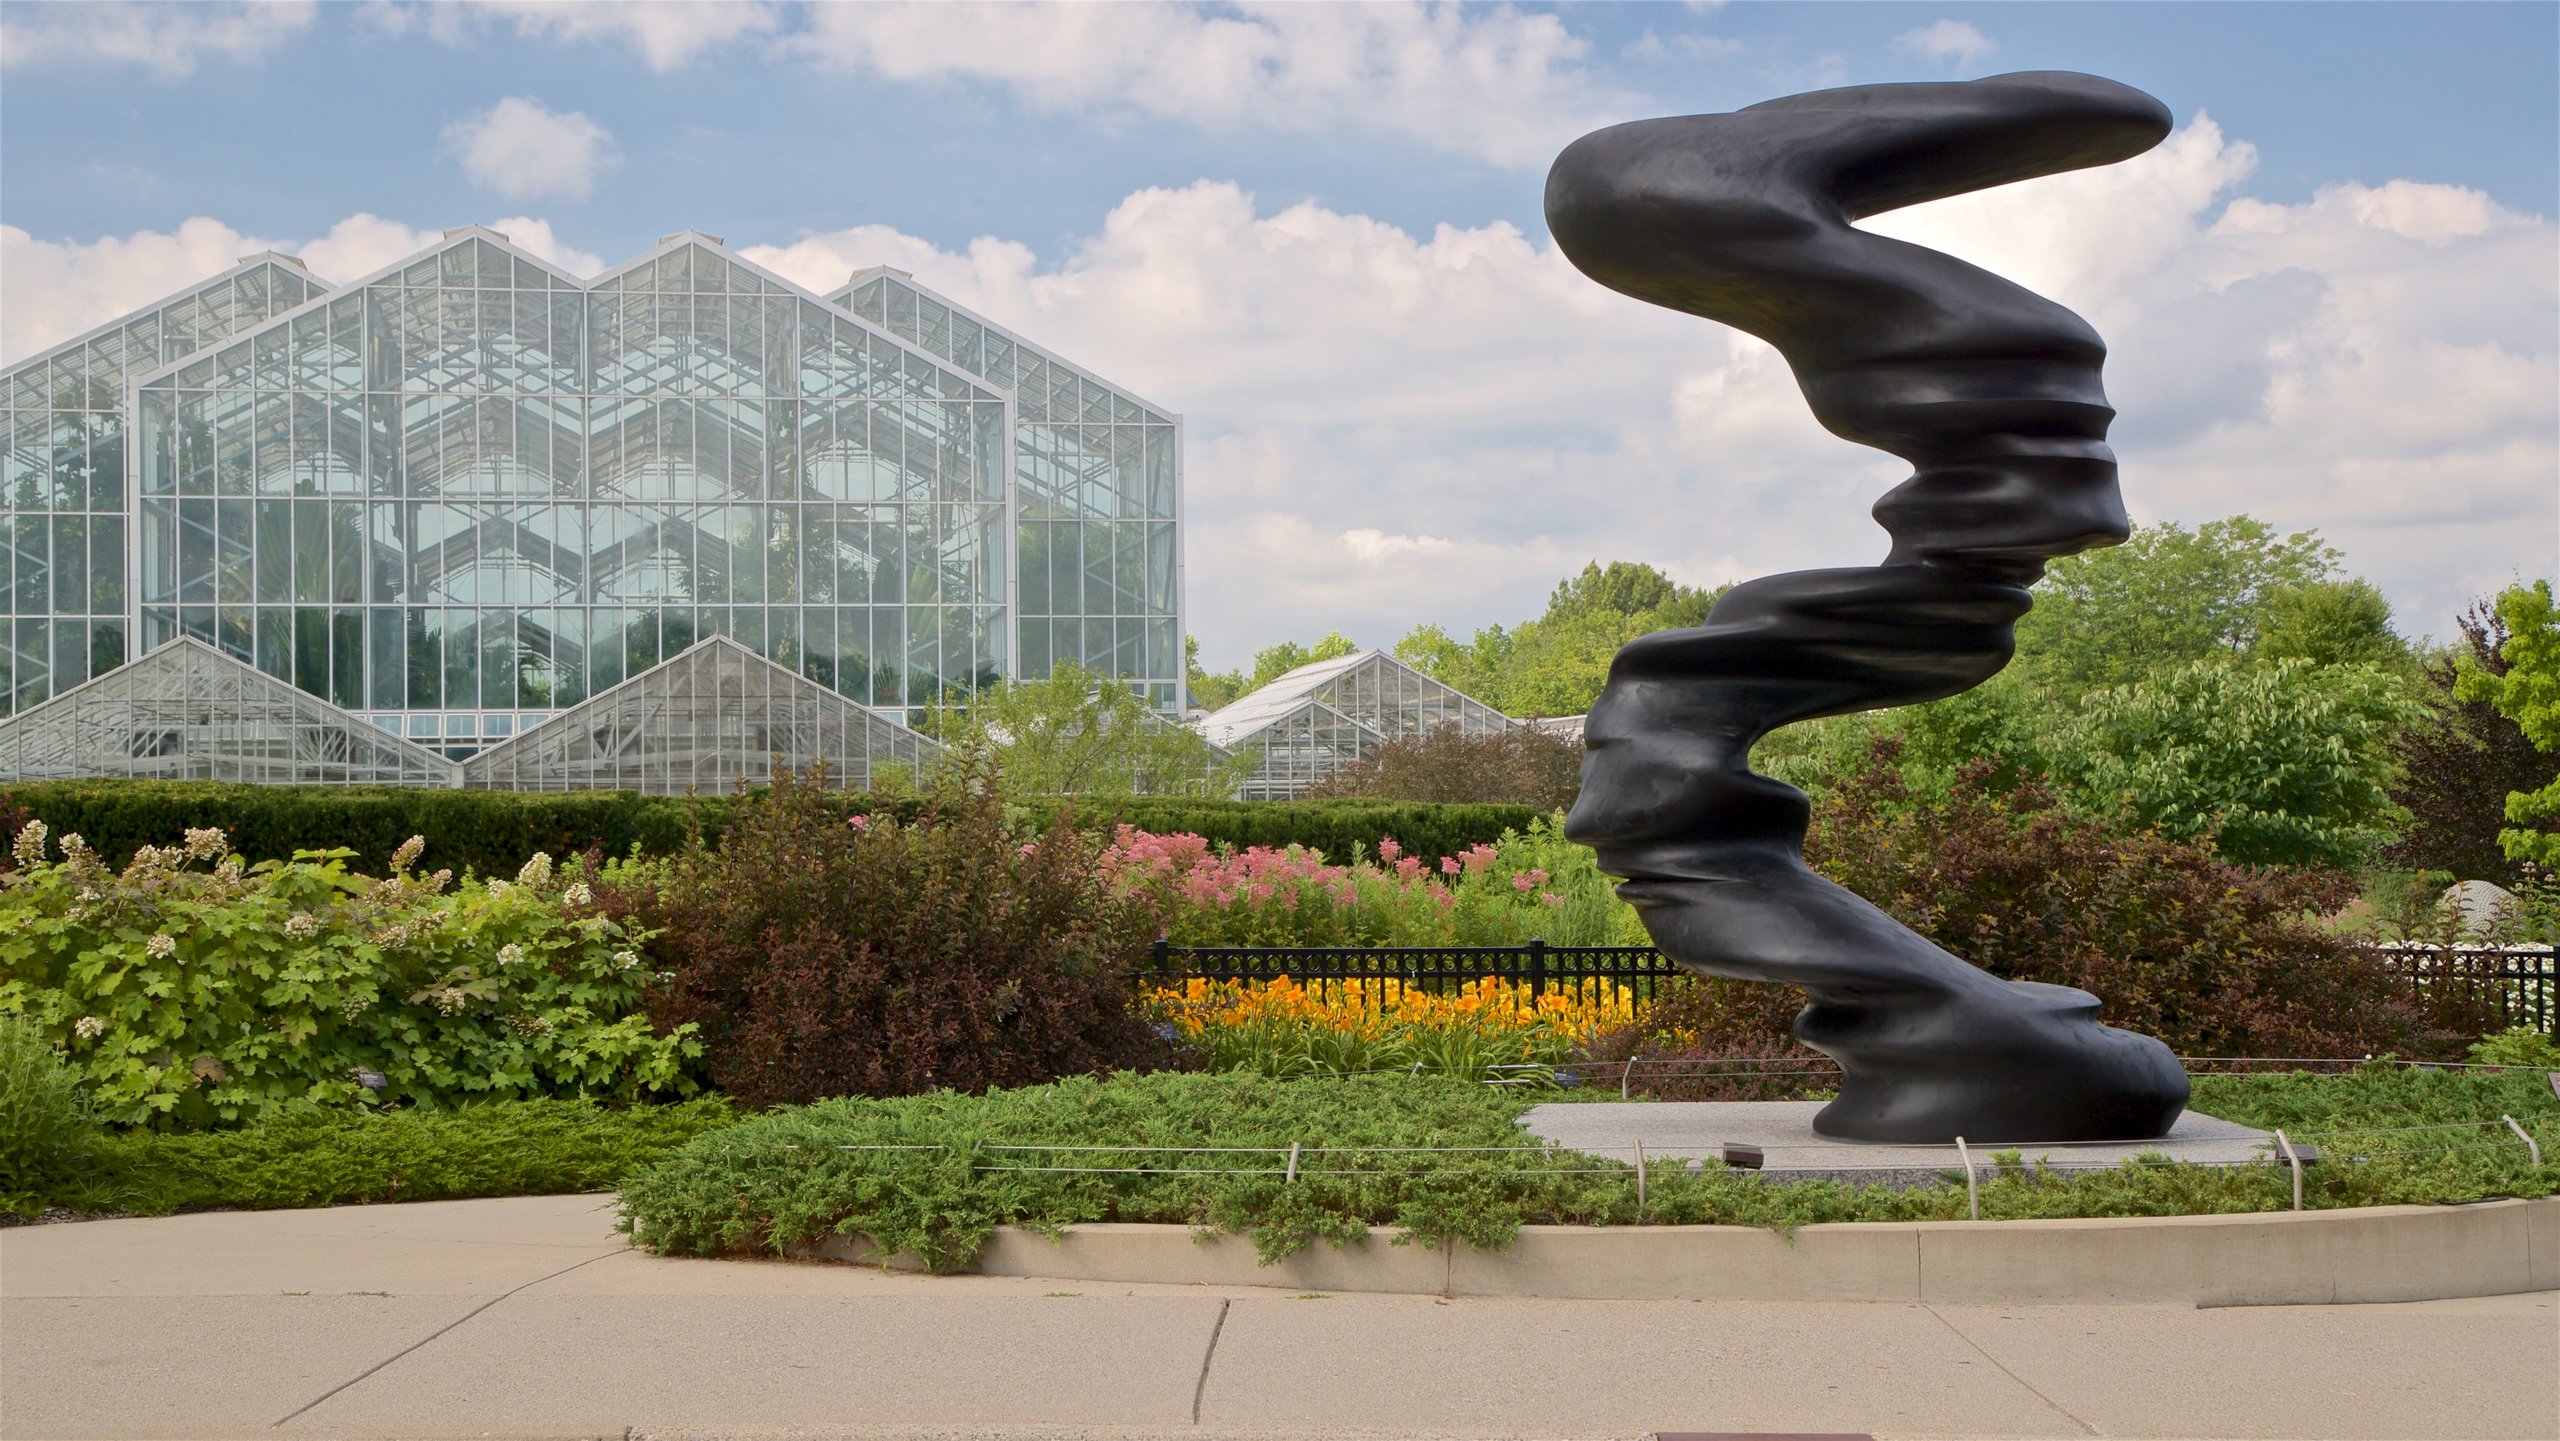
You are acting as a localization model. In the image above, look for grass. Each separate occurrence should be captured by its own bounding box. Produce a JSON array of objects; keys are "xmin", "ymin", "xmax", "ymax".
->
[
  {"xmin": 614, "ymin": 1064, "xmax": 2560, "ymax": 1272},
  {"xmin": 30, "ymin": 1098, "xmax": 735, "ymax": 1218}
]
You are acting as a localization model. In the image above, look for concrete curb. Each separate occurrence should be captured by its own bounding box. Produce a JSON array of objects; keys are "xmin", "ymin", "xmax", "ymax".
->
[{"xmin": 801, "ymin": 1196, "xmax": 2559, "ymax": 1306}]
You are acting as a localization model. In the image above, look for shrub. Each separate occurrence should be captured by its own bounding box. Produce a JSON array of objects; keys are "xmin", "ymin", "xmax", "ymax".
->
[
  {"xmin": 0, "ymin": 780, "xmax": 1545, "ymax": 877},
  {"xmin": 1578, "ymin": 976, "xmax": 1830, "ymax": 1101},
  {"xmin": 614, "ymin": 757, "xmax": 1171, "ymax": 1108},
  {"xmin": 1106, "ymin": 814, "xmax": 1641, "ymax": 948},
  {"xmin": 0, "ymin": 781, "xmax": 700, "ymax": 879},
  {"xmin": 1304, "ymin": 723, "xmax": 1584, "ymax": 809},
  {"xmin": 68, "ymin": 1097, "xmax": 736, "ymax": 1216},
  {"xmin": 1800, "ymin": 740, "xmax": 2478, "ymax": 1060},
  {"xmin": 616, "ymin": 1068, "xmax": 2560, "ymax": 1271},
  {"xmin": 0, "ymin": 822, "xmax": 697, "ymax": 1127},
  {"xmin": 0, "ymin": 1015, "xmax": 97, "ymax": 1216},
  {"xmin": 2469, "ymin": 1027, "xmax": 2560, "ymax": 1070}
]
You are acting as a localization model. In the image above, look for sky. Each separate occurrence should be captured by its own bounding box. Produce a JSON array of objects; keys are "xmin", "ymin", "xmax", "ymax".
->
[{"xmin": 4, "ymin": 0, "xmax": 2554, "ymax": 668}]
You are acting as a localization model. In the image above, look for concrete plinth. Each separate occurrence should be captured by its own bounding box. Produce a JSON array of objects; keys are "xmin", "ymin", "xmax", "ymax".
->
[{"xmin": 1520, "ymin": 1100, "xmax": 2271, "ymax": 1184}]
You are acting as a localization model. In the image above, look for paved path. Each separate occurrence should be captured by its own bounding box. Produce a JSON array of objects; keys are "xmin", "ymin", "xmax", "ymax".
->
[{"xmin": 1, "ymin": 1194, "xmax": 2550, "ymax": 1441}]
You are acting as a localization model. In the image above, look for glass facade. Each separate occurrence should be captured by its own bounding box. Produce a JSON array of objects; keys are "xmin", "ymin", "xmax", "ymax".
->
[
  {"xmin": 0, "ymin": 227, "xmax": 1182, "ymax": 786},
  {"xmin": 1197, "ymin": 650, "xmax": 1514, "ymax": 801},
  {"xmin": 3, "ymin": 254, "xmax": 324, "ymax": 715},
  {"xmin": 838, "ymin": 270, "xmax": 1182, "ymax": 711}
]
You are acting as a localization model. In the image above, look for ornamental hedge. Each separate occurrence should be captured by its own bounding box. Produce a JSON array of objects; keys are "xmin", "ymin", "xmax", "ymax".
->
[{"xmin": 0, "ymin": 780, "xmax": 1546, "ymax": 879}]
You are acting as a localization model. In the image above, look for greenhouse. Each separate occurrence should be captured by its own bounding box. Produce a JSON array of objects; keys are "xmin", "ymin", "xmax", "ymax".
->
[
  {"xmin": 1195, "ymin": 649, "xmax": 1514, "ymax": 800},
  {"xmin": 0, "ymin": 228, "xmax": 1180, "ymax": 788}
]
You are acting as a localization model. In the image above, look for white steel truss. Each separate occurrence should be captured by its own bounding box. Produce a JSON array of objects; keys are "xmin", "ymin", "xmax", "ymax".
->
[
  {"xmin": 0, "ymin": 637, "xmax": 457, "ymax": 786},
  {"xmin": 458, "ymin": 635, "xmax": 941, "ymax": 795}
]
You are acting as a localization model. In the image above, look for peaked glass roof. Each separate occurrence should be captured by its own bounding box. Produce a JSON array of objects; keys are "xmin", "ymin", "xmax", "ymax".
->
[
  {"xmin": 458, "ymin": 635, "xmax": 940, "ymax": 795},
  {"xmin": 0, "ymin": 637, "xmax": 456, "ymax": 786}
]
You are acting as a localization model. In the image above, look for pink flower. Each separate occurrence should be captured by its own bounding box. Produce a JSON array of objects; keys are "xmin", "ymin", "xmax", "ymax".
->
[
  {"xmin": 1019, "ymin": 842, "xmax": 1038, "ymax": 856},
  {"xmin": 849, "ymin": 814, "xmax": 870, "ymax": 830},
  {"xmin": 1512, "ymin": 874, "xmax": 1537, "ymax": 892},
  {"xmin": 1540, "ymin": 892, "xmax": 1564, "ymax": 907},
  {"xmin": 1376, "ymin": 837, "xmax": 1401, "ymax": 863},
  {"xmin": 1435, "ymin": 893, "xmax": 1455, "ymax": 909},
  {"xmin": 1441, "ymin": 856, "xmax": 1460, "ymax": 876},
  {"xmin": 1395, "ymin": 857, "xmax": 1423, "ymax": 880}
]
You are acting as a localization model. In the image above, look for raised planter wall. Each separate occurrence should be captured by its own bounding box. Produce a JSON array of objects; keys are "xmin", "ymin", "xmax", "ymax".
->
[{"xmin": 802, "ymin": 1196, "xmax": 2559, "ymax": 1307}]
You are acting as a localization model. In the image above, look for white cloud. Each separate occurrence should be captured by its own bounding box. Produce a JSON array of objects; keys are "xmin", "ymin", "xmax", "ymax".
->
[
  {"xmin": 481, "ymin": 217, "xmax": 604, "ymax": 277},
  {"xmin": 443, "ymin": 97, "xmax": 618, "ymax": 202},
  {"xmin": 755, "ymin": 126, "xmax": 2554, "ymax": 659},
  {"xmin": 0, "ymin": 0, "xmax": 314, "ymax": 77},
  {"xmin": 360, "ymin": 0, "xmax": 778, "ymax": 70},
  {"xmin": 1, "ymin": 214, "xmax": 598, "ymax": 362},
  {"xmin": 1892, "ymin": 19, "xmax": 1995, "ymax": 68},
  {"xmin": 9, "ymin": 122, "xmax": 2550, "ymax": 660},
  {"xmin": 1622, "ymin": 29, "xmax": 1745, "ymax": 62},
  {"xmin": 786, "ymin": 1, "xmax": 1634, "ymax": 169}
]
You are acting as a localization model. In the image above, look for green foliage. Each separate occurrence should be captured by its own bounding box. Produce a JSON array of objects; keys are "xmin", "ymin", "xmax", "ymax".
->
[
  {"xmin": 2468, "ymin": 1027, "xmax": 2560, "ymax": 1070},
  {"xmin": 2456, "ymin": 580, "xmax": 2560, "ymax": 865},
  {"xmin": 1396, "ymin": 562, "xmax": 1726, "ymax": 718},
  {"xmin": 1303, "ymin": 723, "xmax": 1583, "ymax": 808},
  {"xmin": 616, "ymin": 1068, "xmax": 2560, "ymax": 1272},
  {"xmin": 1806, "ymin": 744, "xmax": 2473, "ymax": 1058},
  {"xmin": 2256, "ymin": 578, "xmax": 2417, "ymax": 674},
  {"xmin": 2011, "ymin": 516, "xmax": 2352, "ymax": 694},
  {"xmin": 0, "ymin": 824, "xmax": 697, "ymax": 1127},
  {"xmin": 0, "ymin": 780, "xmax": 699, "ymax": 879},
  {"xmin": 0, "ymin": 1015, "xmax": 97, "ymax": 1216},
  {"xmin": 0, "ymin": 780, "xmax": 1545, "ymax": 878},
  {"xmin": 924, "ymin": 663, "xmax": 1251, "ymax": 798},
  {"xmin": 54, "ymin": 1098, "xmax": 735, "ymax": 1217},
  {"xmin": 2389, "ymin": 598, "xmax": 2559, "ymax": 882},
  {"xmin": 2051, "ymin": 658, "xmax": 2426, "ymax": 869}
]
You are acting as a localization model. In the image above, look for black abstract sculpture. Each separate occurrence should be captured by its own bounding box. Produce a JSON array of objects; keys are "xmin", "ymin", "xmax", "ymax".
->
[{"xmin": 1549, "ymin": 72, "xmax": 2190, "ymax": 1143}]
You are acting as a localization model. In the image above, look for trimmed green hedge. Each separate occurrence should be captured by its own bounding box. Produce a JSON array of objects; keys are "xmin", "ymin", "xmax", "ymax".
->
[{"xmin": 0, "ymin": 780, "xmax": 1546, "ymax": 877}]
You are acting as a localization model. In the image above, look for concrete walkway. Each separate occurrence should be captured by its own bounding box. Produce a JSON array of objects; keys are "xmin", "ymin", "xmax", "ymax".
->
[{"xmin": 1, "ymin": 1195, "xmax": 2550, "ymax": 1441}]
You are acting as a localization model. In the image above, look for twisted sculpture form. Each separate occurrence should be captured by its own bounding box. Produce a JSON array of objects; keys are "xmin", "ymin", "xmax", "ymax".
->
[{"xmin": 1550, "ymin": 72, "xmax": 2190, "ymax": 1143}]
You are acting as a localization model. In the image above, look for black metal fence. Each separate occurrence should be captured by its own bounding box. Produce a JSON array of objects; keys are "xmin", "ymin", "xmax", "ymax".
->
[
  {"xmin": 1145, "ymin": 940, "xmax": 2560, "ymax": 1038},
  {"xmin": 2368, "ymin": 943, "xmax": 2559, "ymax": 1038},
  {"xmin": 1146, "ymin": 940, "xmax": 1683, "ymax": 1001}
]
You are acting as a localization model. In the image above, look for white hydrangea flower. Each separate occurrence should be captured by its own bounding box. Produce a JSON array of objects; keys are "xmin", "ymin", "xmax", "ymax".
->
[
  {"xmin": 145, "ymin": 933, "xmax": 177, "ymax": 959},
  {"xmin": 391, "ymin": 835, "xmax": 426, "ymax": 873},
  {"xmin": 487, "ymin": 879, "xmax": 511, "ymax": 898},
  {"xmin": 613, "ymin": 949, "xmax": 640, "ymax": 971},
  {"xmin": 73, "ymin": 1015, "xmax": 104, "ymax": 1040},
  {"xmin": 516, "ymin": 852, "xmax": 553, "ymax": 888},
  {"xmin": 562, "ymin": 881, "xmax": 594, "ymax": 908},
  {"xmin": 11, "ymin": 820, "xmax": 48, "ymax": 868},
  {"xmin": 182, "ymin": 827, "xmax": 228, "ymax": 860},
  {"xmin": 498, "ymin": 943, "xmax": 527, "ymax": 966},
  {"xmin": 284, "ymin": 913, "xmax": 320, "ymax": 939}
]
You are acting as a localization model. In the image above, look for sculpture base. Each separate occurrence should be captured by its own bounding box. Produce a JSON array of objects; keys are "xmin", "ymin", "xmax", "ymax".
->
[{"xmin": 1521, "ymin": 1101, "xmax": 2268, "ymax": 1187}]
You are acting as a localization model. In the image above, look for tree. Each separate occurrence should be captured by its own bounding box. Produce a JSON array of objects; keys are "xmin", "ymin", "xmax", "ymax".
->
[
  {"xmin": 2254, "ymin": 578, "xmax": 2416, "ymax": 674},
  {"xmin": 2011, "ymin": 516, "xmax": 2348, "ymax": 695},
  {"xmin": 1395, "ymin": 561, "xmax": 1725, "ymax": 717},
  {"xmin": 2456, "ymin": 580, "xmax": 2560, "ymax": 866},
  {"xmin": 2051, "ymin": 657, "xmax": 2426, "ymax": 869},
  {"xmin": 925, "ymin": 663, "xmax": 1250, "ymax": 798},
  {"xmin": 2388, "ymin": 597, "xmax": 2560, "ymax": 881},
  {"xmin": 1302, "ymin": 723, "xmax": 1584, "ymax": 809}
]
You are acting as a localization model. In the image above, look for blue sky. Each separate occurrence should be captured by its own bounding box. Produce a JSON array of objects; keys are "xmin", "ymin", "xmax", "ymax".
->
[{"xmin": 4, "ymin": 1, "xmax": 2554, "ymax": 664}]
